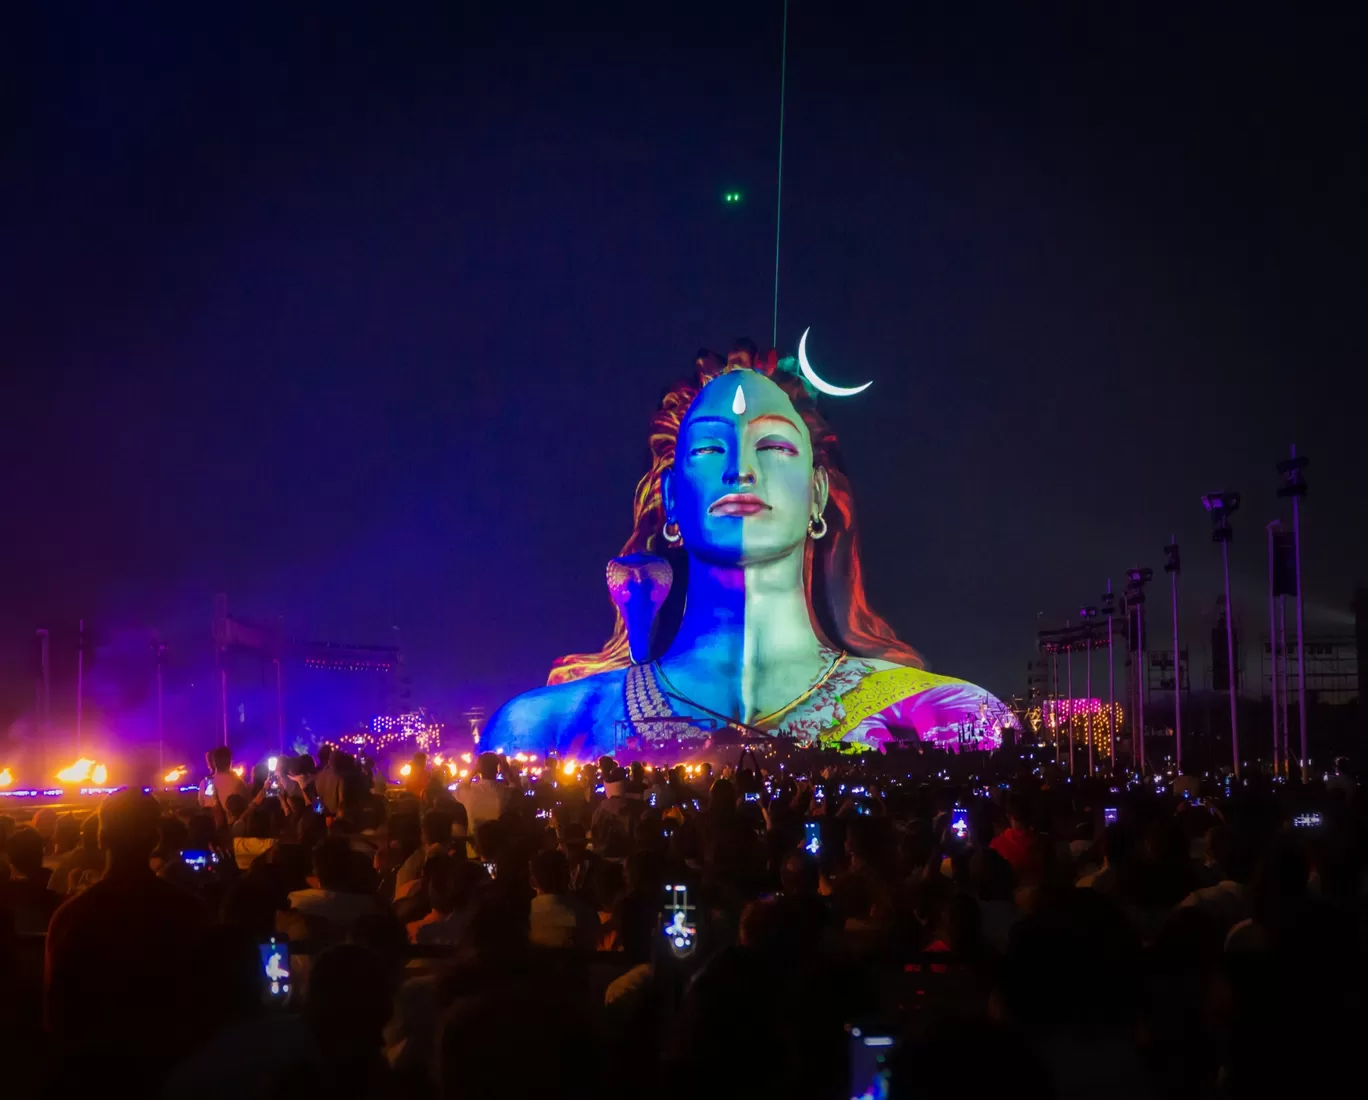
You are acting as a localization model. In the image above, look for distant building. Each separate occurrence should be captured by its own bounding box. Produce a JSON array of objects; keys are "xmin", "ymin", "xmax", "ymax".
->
[
  {"xmin": 213, "ymin": 594, "xmax": 409, "ymax": 751},
  {"xmin": 1259, "ymin": 634, "xmax": 1357, "ymax": 707}
]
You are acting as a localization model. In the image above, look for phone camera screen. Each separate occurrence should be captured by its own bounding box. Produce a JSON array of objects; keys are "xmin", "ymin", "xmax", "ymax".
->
[
  {"xmin": 662, "ymin": 883, "xmax": 697, "ymax": 959},
  {"xmin": 260, "ymin": 938, "xmax": 290, "ymax": 1002}
]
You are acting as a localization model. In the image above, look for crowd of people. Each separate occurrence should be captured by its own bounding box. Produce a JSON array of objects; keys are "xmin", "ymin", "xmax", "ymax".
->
[{"xmin": 0, "ymin": 739, "xmax": 1364, "ymax": 1099}]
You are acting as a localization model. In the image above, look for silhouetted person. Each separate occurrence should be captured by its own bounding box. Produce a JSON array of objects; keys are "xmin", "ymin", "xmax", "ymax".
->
[
  {"xmin": 314, "ymin": 743, "xmax": 343, "ymax": 816},
  {"xmin": 303, "ymin": 944, "xmax": 397, "ymax": 1099},
  {"xmin": 0, "ymin": 826, "xmax": 62, "ymax": 935},
  {"xmin": 45, "ymin": 790, "xmax": 208, "ymax": 1091},
  {"xmin": 47, "ymin": 813, "xmax": 101, "ymax": 895}
]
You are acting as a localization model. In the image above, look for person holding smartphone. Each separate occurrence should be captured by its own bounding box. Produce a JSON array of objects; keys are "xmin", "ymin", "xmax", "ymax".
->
[
  {"xmin": 645, "ymin": 767, "xmax": 674, "ymax": 810},
  {"xmin": 202, "ymin": 745, "xmax": 248, "ymax": 821}
]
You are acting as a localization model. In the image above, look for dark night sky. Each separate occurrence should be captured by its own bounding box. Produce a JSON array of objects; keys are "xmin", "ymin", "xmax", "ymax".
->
[{"xmin": 2, "ymin": 2, "xmax": 1365, "ymax": 732}]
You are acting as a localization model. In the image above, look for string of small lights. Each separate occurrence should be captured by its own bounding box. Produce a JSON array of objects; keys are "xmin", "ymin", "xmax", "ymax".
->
[
  {"xmin": 319, "ymin": 711, "xmax": 444, "ymax": 756},
  {"xmin": 303, "ymin": 658, "xmax": 394, "ymax": 672},
  {"xmin": 1026, "ymin": 699, "xmax": 1126, "ymax": 753}
]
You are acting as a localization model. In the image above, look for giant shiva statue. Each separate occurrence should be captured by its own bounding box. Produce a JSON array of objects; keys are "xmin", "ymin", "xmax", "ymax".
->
[{"xmin": 485, "ymin": 339, "xmax": 1014, "ymax": 758}]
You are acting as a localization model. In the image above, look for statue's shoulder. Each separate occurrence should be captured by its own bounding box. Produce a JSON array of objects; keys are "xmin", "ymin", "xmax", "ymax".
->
[
  {"xmin": 483, "ymin": 668, "xmax": 628, "ymax": 753},
  {"xmin": 851, "ymin": 658, "xmax": 970, "ymax": 694},
  {"xmin": 826, "ymin": 658, "xmax": 1015, "ymax": 748},
  {"xmin": 836, "ymin": 658, "xmax": 1002, "ymax": 722}
]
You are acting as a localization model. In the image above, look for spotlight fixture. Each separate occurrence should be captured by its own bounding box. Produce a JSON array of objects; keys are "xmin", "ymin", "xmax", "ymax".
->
[
  {"xmin": 1201, "ymin": 492, "xmax": 1240, "ymax": 542},
  {"xmin": 1275, "ymin": 455, "xmax": 1309, "ymax": 499},
  {"xmin": 1124, "ymin": 568, "xmax": 1153, "ymax": 605},
  {"xmin": 1201, "ymin": 491, "xmax": 1241, "ymax": 514}
]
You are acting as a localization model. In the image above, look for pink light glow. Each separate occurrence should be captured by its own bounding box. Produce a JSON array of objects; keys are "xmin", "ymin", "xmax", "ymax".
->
[{"xmin": 1044, "ymin": 697, "xmax": 1108, "ymax": 720}]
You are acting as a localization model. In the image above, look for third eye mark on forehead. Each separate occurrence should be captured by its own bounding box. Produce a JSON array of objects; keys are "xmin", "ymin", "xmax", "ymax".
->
[{"xmin": 687, "ymin": 414, "xmax": 802, "ymax": 435}]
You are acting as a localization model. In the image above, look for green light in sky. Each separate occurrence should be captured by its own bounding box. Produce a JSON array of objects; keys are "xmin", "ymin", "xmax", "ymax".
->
[{"xmin": 723, "ymin": 191, "xmax": 742, "ymax": 204}]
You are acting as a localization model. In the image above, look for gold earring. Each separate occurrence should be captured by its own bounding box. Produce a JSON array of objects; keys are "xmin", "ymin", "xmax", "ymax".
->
[
  {"xmin": 663, "ymin": 520, "xmax": 682, "ymax": 544},
  {"xmin": 808, "ymin": 514, "xmax": 828, "ymax": 540}
]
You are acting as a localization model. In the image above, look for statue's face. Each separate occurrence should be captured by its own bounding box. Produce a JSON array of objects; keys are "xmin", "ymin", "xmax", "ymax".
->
[{"xmin": 666, "ymin": 371, "xmax": 827, "ymax": 566}]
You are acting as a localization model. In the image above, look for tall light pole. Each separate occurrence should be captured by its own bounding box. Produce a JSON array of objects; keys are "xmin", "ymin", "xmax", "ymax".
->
[
  {"xmin": 1279, "ymin": 595, "xmax": 1290, "ymax": 776},
  {"xmin": 1203, "ymin": 492, "xmax": 1241, "ymax": 778},
  {"xmin": 35, "ymin": 628, "xmax": 51, "ymax": 778},
  {"xmin": 1079, "ymin": 606, "xmax": 1099, "ymax": 775},
  {"xmin": 1086, "ymin": 632, "xmax": 1093, "ymax": 774},
  {"xmin": 76, "ymin": 619, "xmax": 85, "ymax": 753},
  {"xmin": 35, "ymin": 628, "xmax": 51, "ymax": 731},
  {"xmin": 1102, "ymin": 582, "xmax": 1116, "ymax": 767},
  {"xmin": 153, "ymin": 641, "xmax": 166, "ymax": 774},
  {"xmin": 219, "ymin": 660, "xmax": 229, "ymax": 749},
  {"xmin": 1051, "ymin": 643, "xmax": 1060, "ymax": 767},
  {"xmin": 1163, "ymin": 540, "xmax": 1183, "ymax": 774},
  {"xmin": 1266, "ymin": 521, "xmax": 1281, "ymax": 778},
  {"xmin": 1277, "ymin": 448, "xmax": 1309, "ymax": 781},
  {"xmin": 1066, "ymin": 628, "xmax": 1074, "ymax": 776},
  {"xmin": 274, "ymin": 657, "xmax": 285, "ymax": 756},
  {"xmin": 1125, "ymin": 568, "xmax": 1153, "ymax": 774},
  {"xmin": 1134, "ymin": 599, "xmax": 1143, "ymax": 773}
]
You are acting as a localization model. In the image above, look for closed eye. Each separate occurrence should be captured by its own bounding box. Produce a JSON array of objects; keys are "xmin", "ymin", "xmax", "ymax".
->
[
  {"xmin": 689, "ymin": 444, "xmax": 724, "ymax": 456},
  {"xmin": 757, "ymin": 439, "xmax": 799, "ymax": 455}
]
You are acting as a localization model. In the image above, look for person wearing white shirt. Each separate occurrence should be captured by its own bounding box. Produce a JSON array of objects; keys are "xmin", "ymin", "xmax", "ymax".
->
[
  {"xmin": 456, "ymin": 754, "xmax": 513, "ymax": 833},
  {"xmin": 528, "ymin": 849, "xmax": 598, "ymax": 950},
  {"xmin": 203, "ymin": 746, "xmax": 248, "ymax": 818}
]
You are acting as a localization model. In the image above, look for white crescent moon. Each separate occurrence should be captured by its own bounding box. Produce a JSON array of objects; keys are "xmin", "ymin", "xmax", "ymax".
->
[{"xmin": 797, "ymin": 328, "xmax": 872, "ymax": 397}]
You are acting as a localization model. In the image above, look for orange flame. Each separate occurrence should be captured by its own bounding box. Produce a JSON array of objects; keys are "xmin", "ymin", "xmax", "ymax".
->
[{"xmin": 56, "ymin": 758, "xmax": 96, "ymax": 783}]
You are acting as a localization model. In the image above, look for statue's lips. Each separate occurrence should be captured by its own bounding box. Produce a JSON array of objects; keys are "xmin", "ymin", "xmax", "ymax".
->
[{"xmin": 709, "ymin": 493, "xmax": 771, "ymax": 516}]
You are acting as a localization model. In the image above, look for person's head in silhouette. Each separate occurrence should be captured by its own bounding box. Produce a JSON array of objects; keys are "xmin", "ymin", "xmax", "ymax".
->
[{"xmin": 99, "ymin": 790, "xmax": 163, "ymax": 876}]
